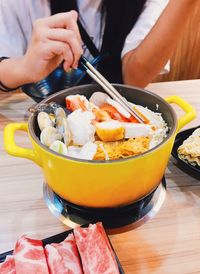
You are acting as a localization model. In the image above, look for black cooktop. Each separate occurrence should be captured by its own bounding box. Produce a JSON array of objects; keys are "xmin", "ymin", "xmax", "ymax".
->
[{"xmin": 44, "ymin": 177, "xmax": 166, "ymax": 229}]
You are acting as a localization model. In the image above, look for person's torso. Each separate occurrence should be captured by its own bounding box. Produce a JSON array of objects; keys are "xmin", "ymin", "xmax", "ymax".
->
[{"xmin": 50, "ymin": 0, "xmax": 147, "ymax": 83}]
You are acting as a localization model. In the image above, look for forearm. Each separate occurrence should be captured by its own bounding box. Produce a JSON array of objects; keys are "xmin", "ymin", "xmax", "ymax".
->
[
  {"xmin": 122, "ymin": 0, "xmax": 198, "ymax": 88},
  {"xmin": 0, "ymin": 57, "xmax": 31, "ymax": 90}
]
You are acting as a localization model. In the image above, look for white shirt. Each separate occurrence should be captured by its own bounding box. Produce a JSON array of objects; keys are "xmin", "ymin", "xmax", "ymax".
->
[{"xmin": 0, "ymin": 0, "xmax": 170, "ymax": 71}]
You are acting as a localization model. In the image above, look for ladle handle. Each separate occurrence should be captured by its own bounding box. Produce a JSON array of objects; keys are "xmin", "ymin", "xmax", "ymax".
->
[
  {"xmin": 4, "ymin": 122, "xmax": 42, "ymax": 167},
  {"xmin": 165, "ymin": 96, "xmax": 196, "ymax": 132}
]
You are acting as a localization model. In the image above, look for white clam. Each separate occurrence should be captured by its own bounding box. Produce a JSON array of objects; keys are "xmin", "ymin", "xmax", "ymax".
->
[
  {"xmin": 62, "ymin": 117, "xmax": 71, "ymax": 146},
  {"xmin": 40, "ymin": 126, "xmax": 62, "ymax": 147},
  {"xmin": 55, "ymin": 107, "xmax": 67, "ymax": 134},
  {"xmin": 49, "ymin": 140, "xmax": 68, "ymax": 156},
  {"xmin": 37, "ymin": 112, "xmax": 54, "ymax": 131}
]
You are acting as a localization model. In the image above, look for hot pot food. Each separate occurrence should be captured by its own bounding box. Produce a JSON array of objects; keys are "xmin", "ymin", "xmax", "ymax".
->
[
  {"xmin": 37, "ymin": 91, "xmax": 168, "ymax": 161},
  {"xmin": 4, "ymin": 84, "xmax": 196, "ymax": 207}
]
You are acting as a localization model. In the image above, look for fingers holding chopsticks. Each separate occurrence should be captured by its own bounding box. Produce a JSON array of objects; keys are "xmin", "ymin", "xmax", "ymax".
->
[
  {"xmin": 21, "ymin": 11, "xmax": 83, "ymax": 83},
  {"xmin": 46, "ymin": 11, "xmax": 83, "ymax": 69}
]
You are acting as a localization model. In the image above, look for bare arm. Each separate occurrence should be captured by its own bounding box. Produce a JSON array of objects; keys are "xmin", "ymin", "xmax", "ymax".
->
[
  {"xmin": 0, "ymin": 11, "xmax": 83, "ymax": 90},
  {"xmin": 122, "ymin": 0, "xmax": 198, "ymax": 88}
]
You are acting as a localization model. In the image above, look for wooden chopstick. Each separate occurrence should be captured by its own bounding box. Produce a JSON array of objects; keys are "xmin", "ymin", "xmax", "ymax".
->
[{"xmin": 80, "ymin": 56, "xmax": 145, "ymax": 124}]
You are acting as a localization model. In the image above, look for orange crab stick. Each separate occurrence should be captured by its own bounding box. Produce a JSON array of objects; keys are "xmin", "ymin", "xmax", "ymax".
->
[
  {"xmin": 100, "ymin": 103, "xmax": 139, "ymax": 123},
  {"xmin": 66, "ymin": 96, "xmax": 87, "ymax": 112}
]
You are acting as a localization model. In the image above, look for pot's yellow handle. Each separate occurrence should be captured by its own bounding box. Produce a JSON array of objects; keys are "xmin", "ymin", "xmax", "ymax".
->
[
  {"xmin": 165, "ymin": 96, "xmax": 196, "ymax": 132},
  {"xmin": 4, "ymin": 123, "xmax": 42, "ymax": 167}
]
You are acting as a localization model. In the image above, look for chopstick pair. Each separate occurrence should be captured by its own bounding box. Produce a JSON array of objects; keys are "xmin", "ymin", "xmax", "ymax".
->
[{"xmin": 80, "ymin": 56, "xmax": 145, "ymax": 124}]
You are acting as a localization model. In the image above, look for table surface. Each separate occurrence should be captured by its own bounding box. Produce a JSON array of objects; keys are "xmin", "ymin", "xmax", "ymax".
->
[{"xmin": 0, "ymin": 80, "xmax": 200, "ymax": 274}]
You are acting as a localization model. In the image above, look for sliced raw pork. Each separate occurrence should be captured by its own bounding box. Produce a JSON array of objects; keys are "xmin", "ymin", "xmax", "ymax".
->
[
  {"xmin": 0, "ymin": 255, "xmax": 16, "ymax": 274},
  {"xmin": 14, "ymin": 235, "xmax": 49, "ymax": 274},
  {"xmin": 45, "ymin": 233, "xmax": 83, "ymax": 274},
  {"xmin": 74, "ymin": 223, "xmax": 119, "ymax": 274}
]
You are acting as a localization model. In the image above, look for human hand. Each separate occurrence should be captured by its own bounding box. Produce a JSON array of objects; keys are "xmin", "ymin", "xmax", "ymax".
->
[{"xmin": 21, "ymin": 11, "xmax": 83, "ymax": 83}]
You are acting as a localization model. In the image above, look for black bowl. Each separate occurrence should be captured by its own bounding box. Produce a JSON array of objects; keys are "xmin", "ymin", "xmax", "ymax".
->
[
  {"xmin": 171, "ymin": 126, "xmax": 200, "ymax": 180},
  {"xmin": 21, "ymin": 55, "xmax": 105, "ymax": 102},
  {"xmin": 21, "ymin": 66, "xmax": 85, "ymax": 103}
]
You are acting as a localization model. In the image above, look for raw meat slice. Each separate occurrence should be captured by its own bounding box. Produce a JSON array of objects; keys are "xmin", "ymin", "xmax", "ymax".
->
[
  {"xmin": 0, "ymin": 255, "xmax": 16, "ymax": 274},
  {"xmin": 74, "ymin": 223, "xmax": 119, "ymax": 274},
  {"xmin": 14, "ymin": 235, "xmax": 49, "ymax": 274},
  {"xmin": 45, "ymin": 233, "xmax": 83, "ymax": 274}
]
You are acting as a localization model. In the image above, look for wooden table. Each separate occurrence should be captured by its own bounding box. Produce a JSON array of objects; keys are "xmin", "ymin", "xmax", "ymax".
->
[{"xmin": 0, "ymin": 80, "xmax": 200, "ymax": 273}]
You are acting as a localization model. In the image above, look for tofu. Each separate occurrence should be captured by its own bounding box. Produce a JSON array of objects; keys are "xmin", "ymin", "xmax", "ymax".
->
[{"xmin": 122, "ymin": 123, "xmax": 152, "ymax": 139}]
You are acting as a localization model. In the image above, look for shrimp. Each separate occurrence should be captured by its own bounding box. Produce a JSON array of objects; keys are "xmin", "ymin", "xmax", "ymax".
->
[{"xmin": 65, "ymin": 94, "xmax": 111, "ymax": 122}]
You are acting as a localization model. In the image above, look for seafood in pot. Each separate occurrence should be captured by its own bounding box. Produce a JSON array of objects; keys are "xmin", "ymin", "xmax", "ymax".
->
[
  {"xmin": 37, "ymin": 92, "xmax": 168, "ymax": 160},
  {"xmin": 37, "ymin": 111, "xmax": 55, "ymax": 131},
  {"xmin": 40, "ymin": 126, "xmax": 62, "ymax": 147}
]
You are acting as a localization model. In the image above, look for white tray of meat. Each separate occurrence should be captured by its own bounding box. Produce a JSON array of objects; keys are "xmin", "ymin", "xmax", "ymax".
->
[{"xmin": 0, "ymin": 222, "xmax": 124, "ymax": 274}]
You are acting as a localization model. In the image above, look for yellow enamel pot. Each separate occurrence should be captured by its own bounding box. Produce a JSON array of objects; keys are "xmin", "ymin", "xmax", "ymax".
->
[{"xmin": 4, "ymin": 84, "xmax": 196, "ymax": 208}]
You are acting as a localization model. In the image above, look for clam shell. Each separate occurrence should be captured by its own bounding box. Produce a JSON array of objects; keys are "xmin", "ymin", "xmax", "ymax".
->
[
  {"xmin": 40, "ymin": 126, "xmax": 62, "ymax": 147},
  {"xmin": 55, "ymin": 107, "xmax": 67, "ymax": 133},
  {"xmin": 62, "ymin": 117, "xmax": 71, "ymax": 146},
  {"xmin": 37, "ymin": 102, "xmax": 62, "ymax": 114},
  {"xmin": 49, "ymin": 140, "xmax": 68, "ymax": 156},
  {"xmin": 37, "ymin": 112, "xmax": 54, "ymax": 131}
]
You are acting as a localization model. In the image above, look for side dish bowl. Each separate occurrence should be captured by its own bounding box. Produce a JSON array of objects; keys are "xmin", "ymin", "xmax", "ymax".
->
[
  {"xmin": 4, "ymin": 84, "xmax": 196, "ymax": 207},
  {"xmin": 171, "ymin": 126, "xmax": 200, "ymax": 179}
]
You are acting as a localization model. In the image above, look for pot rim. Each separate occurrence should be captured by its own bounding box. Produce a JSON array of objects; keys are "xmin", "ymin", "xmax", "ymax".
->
[{"xmin": 28, "ymin": 84, "xmax": 178, "ymax": 164}]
